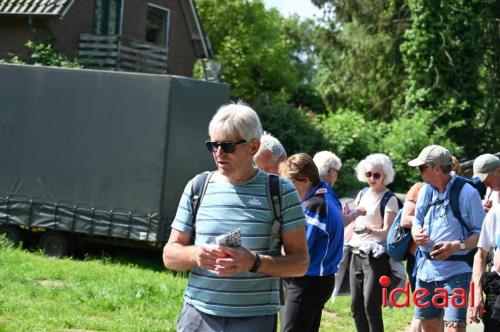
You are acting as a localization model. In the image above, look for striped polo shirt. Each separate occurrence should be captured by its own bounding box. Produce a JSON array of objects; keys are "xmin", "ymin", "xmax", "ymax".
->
[{"xmin": 171, "ymin": 169, "xmax": 306, "ymax": 317}]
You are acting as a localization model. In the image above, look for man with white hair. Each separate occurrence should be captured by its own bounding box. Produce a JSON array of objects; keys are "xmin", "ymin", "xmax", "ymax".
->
[
  {"xmin": 254, "ymin": 131, "xmax": 287, "ymax": 174},
  {"xmin": 163, "ymin": 103, "xmax": 309, "ymax": 332}
]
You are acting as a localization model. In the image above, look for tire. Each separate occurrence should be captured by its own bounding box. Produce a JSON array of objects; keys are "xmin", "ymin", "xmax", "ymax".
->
[
  {"xmin": 0, "ymin": 225, "xmax": 22, "ymax": 246},
  {"xmin": 39, "ymin": 231, "xmax": 72, "ymax": 258}
]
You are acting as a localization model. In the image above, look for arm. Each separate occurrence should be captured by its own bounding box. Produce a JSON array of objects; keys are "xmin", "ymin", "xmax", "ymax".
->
[
  {"xmin": 214, "ymin": 227, "xmax": 309, "ymax": 277},
  {"xmin": 369, "ymin": 210, "xmax": 396, "ymax": 238},
  {"xmin": 469, "ymin": 248, "xmax": 488, "ymax": 323},
  {"xmin": 400, "ymin": 200, "xmax": 416, "ymax": 229}
]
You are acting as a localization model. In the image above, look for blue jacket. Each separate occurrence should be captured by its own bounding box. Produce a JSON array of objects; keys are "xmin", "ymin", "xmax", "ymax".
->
[{"xmin": 302, "ymin": 181, "xmax": 344, "ymax": 276}]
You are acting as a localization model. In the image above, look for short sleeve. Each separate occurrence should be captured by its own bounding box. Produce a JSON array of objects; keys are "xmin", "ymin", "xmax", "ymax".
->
[
  {"xmin": 384, "ymin": 195, "xmax": 399, "ymax": 214},
  {"xmin": 170, "ymin": 179, "xmax": 195, "ymax": 234}
]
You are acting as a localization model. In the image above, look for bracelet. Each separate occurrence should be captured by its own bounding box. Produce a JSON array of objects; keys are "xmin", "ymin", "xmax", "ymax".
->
[{"xmin": 249, "ymin": 253, "xmax": 261, "ymax": 273}]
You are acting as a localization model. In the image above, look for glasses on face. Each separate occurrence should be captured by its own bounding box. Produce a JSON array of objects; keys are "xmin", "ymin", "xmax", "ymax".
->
[
  {"xmin": 330, "ymin": 168, "xmax": 341, "ymax": 177},
  {"xmin": 418, "ymin": 164, "xmax": 430, "ymax": 173},
  {"xmin": 205, "ymin": 139, "xmax": 246, "ymax": 153},
  {"xmin": 365, "ymin": 172, "xmax": 382, "ymax": 180}
]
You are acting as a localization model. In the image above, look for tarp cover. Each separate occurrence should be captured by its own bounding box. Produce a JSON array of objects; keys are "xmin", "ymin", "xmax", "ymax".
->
[{"xmin": 0, "ymin": 64, "xmax": 229, "ymax": 245}]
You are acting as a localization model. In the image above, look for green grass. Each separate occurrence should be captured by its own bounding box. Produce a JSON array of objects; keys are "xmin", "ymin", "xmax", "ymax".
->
[{"xmin": 0, "ymin": 238, "xmax": 413, "ymax": 331}]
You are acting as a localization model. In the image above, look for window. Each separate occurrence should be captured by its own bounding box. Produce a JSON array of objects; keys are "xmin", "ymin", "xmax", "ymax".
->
[
  {"xmin": 94, "ymin": 0, "xmax": 122, "ymax": 35},
  {"xmin": 146, "ymin": 4, "xmax": 170, "ymax": 47}
]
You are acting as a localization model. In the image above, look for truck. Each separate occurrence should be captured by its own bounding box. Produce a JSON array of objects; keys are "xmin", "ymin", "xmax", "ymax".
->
[{"xmin": 0, "ymin": 64, "xmax": 230, "ymax": 257}]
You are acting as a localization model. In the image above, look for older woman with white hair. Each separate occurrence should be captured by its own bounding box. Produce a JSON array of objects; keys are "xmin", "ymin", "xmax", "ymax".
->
[{"xmin": 347, "ymin": 153, "xmax": 399, "ymax": 332}]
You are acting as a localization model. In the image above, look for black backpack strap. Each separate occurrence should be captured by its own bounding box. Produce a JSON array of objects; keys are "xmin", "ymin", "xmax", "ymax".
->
[
  {"xmin": 380, "ymin": 191, "xmax": 402, "ymax": 217},
  {"xmin": 190, "ymin": 171, "xmax": 212, "ymax": 243},
  {"xmin": 448, "ymin": 176, "xmax": 471, "ymax": 235},
  {"xmin": 267, "ymin": 174, "xmax": 283, "ymax": 254}
]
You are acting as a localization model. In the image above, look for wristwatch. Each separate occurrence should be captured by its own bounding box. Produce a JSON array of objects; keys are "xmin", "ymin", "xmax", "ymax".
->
[
  {"xmin": 459, "ymin": 241, "xmax": 466, "ymax": 250},
  {"xmin": 249, "ymin": 253, "xmax": 261, "ymax": 273}
]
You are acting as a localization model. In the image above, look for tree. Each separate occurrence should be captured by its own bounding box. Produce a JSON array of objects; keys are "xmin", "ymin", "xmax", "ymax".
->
[
  {"xmin": 401, "ymin": 0, "xmax": 499, "ymax": 157},
  {"xmin": 312, "ymin": 0, "xmax": 411, "ymax": 120},
  {"xmin": 195, "ymin": 0, "xmax": 301, "ymax": 103}
]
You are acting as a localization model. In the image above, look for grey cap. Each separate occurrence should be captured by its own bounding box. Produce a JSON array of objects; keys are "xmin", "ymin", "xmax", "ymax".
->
[
  {"xmin": 473, "ymin": 154, "xmax": 500, "ymax": 181},
  {"xmin": 408, "ymin": 145, "xmax": 452, "ymax": 167}
]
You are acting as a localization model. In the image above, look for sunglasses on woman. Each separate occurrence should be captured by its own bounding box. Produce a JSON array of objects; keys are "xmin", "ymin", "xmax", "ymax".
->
[
  {"xmin": 205, "ymin": 139, "xmax": 246, "ymax": 153},
  {"xmin": 365, "ymin": 171, "xmax": 382, "ymax": 180}
]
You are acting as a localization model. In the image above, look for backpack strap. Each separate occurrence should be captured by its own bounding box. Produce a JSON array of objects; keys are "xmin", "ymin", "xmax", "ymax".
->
[
  {"xmin": 190, "ymin": 171, "xmax": 212, "ymax": 243},
  {"xmin": 267, "ymin": 174, "xmax": 283, "ymax": 254},
  {"xmin": 448, "ymin": 176, "xmax": 471, "ymax": 235},
  {"xmin": 380, "ymin": 191, "xmax": 402, "ymax": 218}
]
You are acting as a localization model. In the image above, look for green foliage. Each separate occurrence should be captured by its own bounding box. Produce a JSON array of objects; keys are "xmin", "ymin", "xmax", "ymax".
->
[
  {"xmin": 379, "ymin": 111, "xmax": 459, "ymax": 190},
  {"xmin": 1, "ymin": 41, "xmax": 82, "ymax": 68},
  {"xmin": 256, "ymin": 103, "xmax": 328, "ymax": 156},
  {"xmin": 313, "ymin": 0, "xmax": 410, "ymax": 120},
  {"xmin": 401, "ymin": 0, "xmax": 499, "ymax": 157},
  {"xmin": 195, "ymin": 0, "xmax": 300, "ymax": 103}
]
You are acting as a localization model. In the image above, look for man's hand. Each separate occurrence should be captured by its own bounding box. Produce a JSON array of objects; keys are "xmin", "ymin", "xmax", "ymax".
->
[
  {"xmin": 413, "ymin": 227, "xmax": 430, "ymax": 246},
  {"xmin": 214, "ymin": 246, "xmax": 255, "ymax": 276},
  {"xmin": 195, "ymin": 244, "xmax": 229, "ymax": 271},
  {"xmin": 469, "ymin": 299, "xmax": 484, "ymax": 324},
  {"xmin": 430, "ymin": 241, "xmax": 457, "ymax": 260}
]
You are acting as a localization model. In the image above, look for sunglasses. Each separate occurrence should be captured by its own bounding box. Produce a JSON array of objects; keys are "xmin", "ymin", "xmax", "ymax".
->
[
  {"xmin": 365, "ymin": 172, "xmax": 382, "ymax": 180},
  {"xmin": 205, "ymin": 139, "xmax": 246, "ymax": 153},
  {"xmin": 418, "ymin": 164, "xmax": 431, "ymax": 172}
]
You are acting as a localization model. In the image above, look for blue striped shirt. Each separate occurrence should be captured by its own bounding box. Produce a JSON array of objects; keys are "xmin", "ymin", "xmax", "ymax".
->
[{"xmin": 171, "ymin": 169, "xmax": 306, "ymax": 317}]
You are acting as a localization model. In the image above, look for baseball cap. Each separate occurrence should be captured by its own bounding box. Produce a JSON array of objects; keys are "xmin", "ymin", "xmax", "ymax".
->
[
  {"xmin": 473, "ymin": 153, "xmax": 500, "ymax": 181},
  {"xmin": 408, "ymin": 145, "xmax": 452, "ymax": 167}
]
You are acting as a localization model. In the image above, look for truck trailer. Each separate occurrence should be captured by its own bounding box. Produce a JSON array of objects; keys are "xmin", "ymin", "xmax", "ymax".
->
[{"xmin": 0, "ymin": 64, "xmax": 229, "ymax": 256}]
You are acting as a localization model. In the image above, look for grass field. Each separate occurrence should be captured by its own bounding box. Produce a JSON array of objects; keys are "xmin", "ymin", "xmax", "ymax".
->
[{"xmin": 0, "ymin": 238, "xmax": 413, "ymax": 331}]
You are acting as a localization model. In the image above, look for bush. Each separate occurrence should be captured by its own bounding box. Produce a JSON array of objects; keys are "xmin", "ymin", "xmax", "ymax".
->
[{"xmin": 256, "ymin": 103, "xmax": 328, "ymax": 156}]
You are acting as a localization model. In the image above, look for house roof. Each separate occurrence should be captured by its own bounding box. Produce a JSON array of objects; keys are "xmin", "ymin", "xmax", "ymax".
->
[{"xmin": 0, "ymin": 0, "xmax": 75, "ymax": 17}]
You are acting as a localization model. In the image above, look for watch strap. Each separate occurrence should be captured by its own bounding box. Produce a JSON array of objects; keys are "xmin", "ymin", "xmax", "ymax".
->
[{"xmin": 249, "ymin": 253, "xmax": 261, "ymax": 273}]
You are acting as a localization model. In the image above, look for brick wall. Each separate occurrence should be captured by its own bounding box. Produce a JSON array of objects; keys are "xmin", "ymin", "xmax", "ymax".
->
[{"xmin": 0, "ymin": 17, "xmax": 51, "ymax": 61}]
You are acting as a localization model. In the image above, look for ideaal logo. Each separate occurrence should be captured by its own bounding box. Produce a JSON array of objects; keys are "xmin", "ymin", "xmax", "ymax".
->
[{"xmin": 379, "ymin": 275, "xmax": 474, "ymax": 308}]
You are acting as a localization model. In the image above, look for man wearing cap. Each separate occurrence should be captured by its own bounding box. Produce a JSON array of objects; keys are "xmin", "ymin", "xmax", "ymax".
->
[
  {"xmin": 469, "ymin": 153, "xmax": 500, "ymax": 329},
  {"xmin": 409, "ymin": 145, "xmax": 485, "ymax": 331}
]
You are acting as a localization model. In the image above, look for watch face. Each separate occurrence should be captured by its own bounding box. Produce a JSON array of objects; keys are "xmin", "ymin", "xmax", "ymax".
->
[{"xmin": 460, "ymin": 242, "xmax": 466, "ymax": 250}]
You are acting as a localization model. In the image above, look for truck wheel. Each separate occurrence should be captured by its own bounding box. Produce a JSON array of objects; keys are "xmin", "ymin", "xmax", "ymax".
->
[
  {"xmin": 39, "ymin": 232, "xmax": 71, "ymax": 258},
  {"xmin": 0, "ymin": 225, "xmax": 22, "ymax": 246}
]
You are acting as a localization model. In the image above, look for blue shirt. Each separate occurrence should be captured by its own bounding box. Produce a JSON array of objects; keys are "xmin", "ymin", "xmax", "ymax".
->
[
  {"xmin": 302, "ymin": 181, "xmax": 344, "ymax": 276},
  {"xmin": 414, "ymin": 174, "xmax": 485, "ymax": 282},
  {"xmin": 171, "ymin": 170, "xmax": 306, "ymax": 317}
]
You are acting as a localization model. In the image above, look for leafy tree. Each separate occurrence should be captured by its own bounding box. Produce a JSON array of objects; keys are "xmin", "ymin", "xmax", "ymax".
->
[
  {"xmin": 401, "ymin": 0, "xmax": 499, "ymax": 157},
  {"xmin": 195, "ymin": 0, "xmax": 300, "ymax": 103},
  {"xmin": 312, "ymin": 0, "xmax": 411, "ymax": 120}
]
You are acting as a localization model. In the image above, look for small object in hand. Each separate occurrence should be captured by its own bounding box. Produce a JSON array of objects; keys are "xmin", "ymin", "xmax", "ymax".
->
[
  {"xmin": 354, "ymin": 225, "xmax": 366, "ymax": 234},
  {"xmin": 216, "ymin": 228, "xmax": 241, "ymax": 247}
]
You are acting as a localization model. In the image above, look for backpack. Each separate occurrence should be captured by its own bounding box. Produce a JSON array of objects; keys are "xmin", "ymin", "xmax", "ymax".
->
[
  {"xmin": 387, "ymin": 209, "xmax": 412, "ymax": 261},
  {"xmin": 416, "ymin": 176, "xmax": 485, "ymax": 268},
  {"xmin": 190, "ymin": 171, "xmax": 284, "ymax": 253}
]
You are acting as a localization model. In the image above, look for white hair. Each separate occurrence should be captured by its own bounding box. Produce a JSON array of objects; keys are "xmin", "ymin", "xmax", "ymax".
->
[
  {"xmin": 208, "ymin": 102, "xmax": 262, "ymax": 142},
  {"xmin": 355, "ymin": 153, "xmax": 395, "ymax": 185},
  {"xmin": 313, "ymin": 151, "xmax": 342, "ymax": 178},
  {"xmin": 254, "ymin": 131, "xmax": 287, "ymax": 161}
]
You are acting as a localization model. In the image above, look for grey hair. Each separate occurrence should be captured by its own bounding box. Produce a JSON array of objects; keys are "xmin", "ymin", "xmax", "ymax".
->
[
  {"xmin": 355, "ymin": 153, "xmax": 395, "ymax": 185},
  {"xmin": 208, "ymin": 102, "xmax": 262, "ymax": 142},
  {"xmin": 313, "ymin": 151, "xmax": 342, "ymax": 178},
  {"xmin": 254, "ymin": 131, "xmax": 287, "ymax": 161}
]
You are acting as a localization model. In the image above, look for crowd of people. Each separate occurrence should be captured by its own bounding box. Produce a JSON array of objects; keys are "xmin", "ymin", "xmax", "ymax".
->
[{"xmin": 162, "ymin": 102, "xmax": 499, "ymax": 332}]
